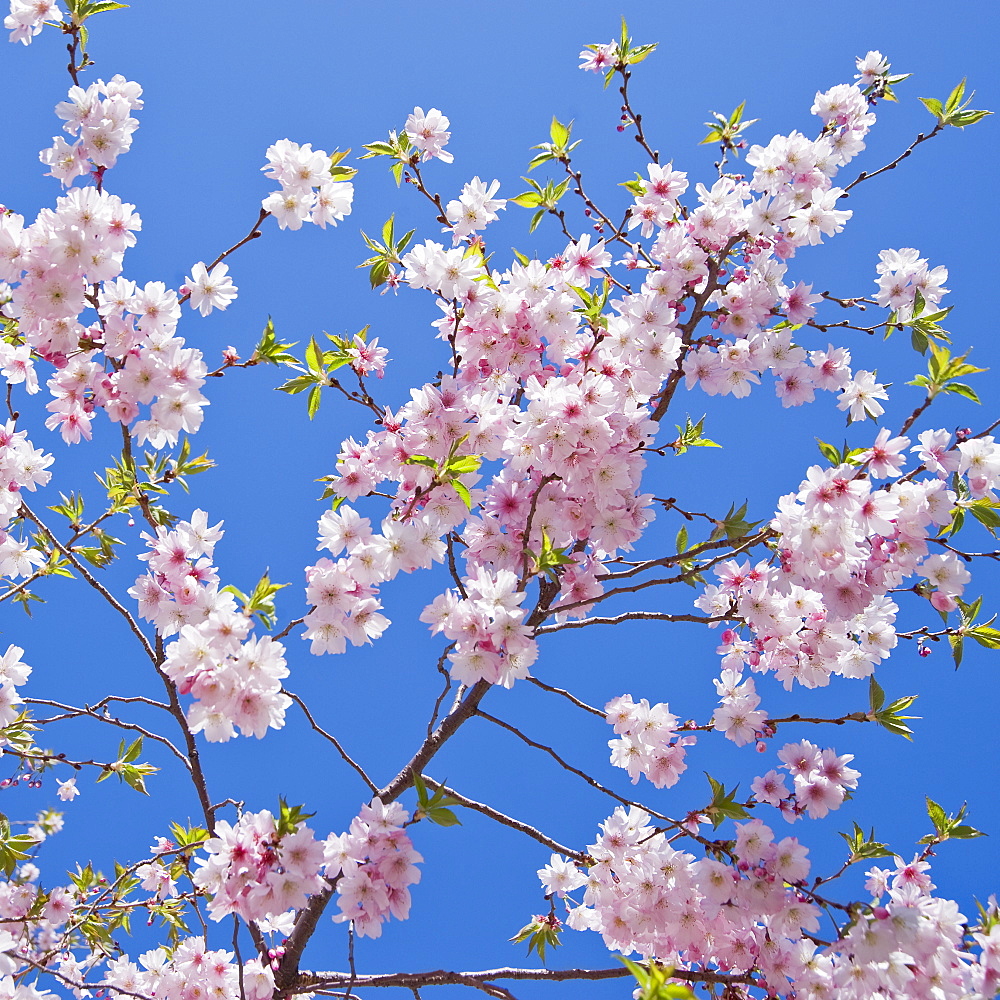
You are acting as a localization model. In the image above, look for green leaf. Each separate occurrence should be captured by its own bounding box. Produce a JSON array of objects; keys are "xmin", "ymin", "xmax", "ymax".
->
[
  {"xmin": 306, "ymin": 384, "xmax": 322, "ymax": 420},
  {"xmin": 969, "ymin": 625, "xmax": 1000, "ymax": 650},
  {"xmin": 549, "ymin": 116, "xmax": 570, "ymax": 147},
  {"xmin": 404, "ymin": 454, "xmax": 438, "ymax": 469},
  {"xmin": 510, "ymin": 915, "xmax": 561, "ymax": 964},
  {"xmin": 276, "ymin": 374, "xmax": 318, "ymax": 395},
  {"xmin": 675, "ymin": 524, "xmax": 688, "ymax": 554},
  {"xmin": 869, "ymin": 675, "xmax": 886, "ymax": 713},
  {"xmin": 838, "ymin": 821, "xmax": 892, "ymax": 863},
  {"xmin": 304, "ymin": 337, "xmax": 324, "ymax": 375},
  {"xmin": 446, "ymin": 455, "xmax": 482, "ymax": 476},
  {"xmin": 451, "ymin": 480, "xmax": 473, "ymax": 509},
  {"xmin": 944, "ymin": 78, "xmax": 966, "ymax": 116},
  {"xmin": 967, "ymin": 499, "xmax": 1000, "ymax": 536},
  {"xmin": 509, "ymin": 191, "xmax": 543, "ymax": 208},
  {"xmin": 816, "ymin": 439, "xmax": 842, "ymax": 465},
  {"xmin": 121, "ymin": 736, "xmax": 142, "ymax": 764},
  {"xmin": 254, "ymin": 316, "xmax": 299, "ymax": 366},
  {"xmin": 277, "ymin": 798, "xmax": 315, "ymax": 838},
  {"xmin": 703, "ymin": 772, "xmax": 749, "ymax": 828}
]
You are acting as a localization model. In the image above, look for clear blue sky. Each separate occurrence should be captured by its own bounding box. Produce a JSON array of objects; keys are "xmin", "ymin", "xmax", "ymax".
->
[{"xmin": 3, "ymin": 2, "xmax": 998, "ymax": 997}]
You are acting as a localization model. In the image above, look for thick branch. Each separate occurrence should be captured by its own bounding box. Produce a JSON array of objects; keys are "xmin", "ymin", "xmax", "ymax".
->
[
  {"xmin": 300, "ymin": 964, "xmax": 754, "ymax": 993},
  {"xmin": 275, "ymin": 679, "xmax": 493, "ymax": 994}
]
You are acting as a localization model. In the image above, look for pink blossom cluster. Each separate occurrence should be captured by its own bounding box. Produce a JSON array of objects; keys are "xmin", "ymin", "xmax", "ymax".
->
[
  {"xmin": 541, "ymin": 808, "xmax": 996, "ymax": 997},
  {"xmin": 875, "ymin": 247, "xmax": 949, "ymax": 323},
  {"xmin": 915, "ymin": 426, "xmax": 1000, "ymax": 500},
  {"xmin": 193, "ymin": 810, "xmax": 326, "ymax": 922},
  {"xmin": 40, "ymin": 75, "xmax": 143, "ymax": 185},
  {"xmin": 627, "ymin": 162, "xmax": 689, "ymax": 239},
  {"xmin": 696, "ymin": 446, "xmax": 964, "ymax": 694},
  {"xmin": 130, "ymin": 511, "xmax": 292, "ymax": 741},
  {"xmin": 101, "ymin": 939, "xmax": 274, "ymax": 1000},
  {"xmin": 5, "ymin": 0, "xmax": 61, "ymax": 46},
  {"xmin": 605, "ymin": 693, "xmax": 695, "ymax": 788},
  {"xmin": 310, "ymin": 60, "xmax": 907, "ymax": 687},
  {"xmin": 0, "ymin": 420, "xmax": 50, "ymax": 576},
  {"xmin": 404, "ymin": 107, "xmax": 454, "ymax": 163},
  {"xmin": 421, "ymin": 566, "xmax": 537, "ymax": 687},
  {"xmin": 0, "ymin": 645, "xmax": 31, "ymax": 733},
  {"xmin": 752, "ymin": 739, "xmax": 860, "ymax": 820},
  {"xmin": 261, "ymin": 140, "xmax": 354, "ymax": 230},
  {"xmin": 2, "ymin": 138, "xmax": 214, "ymax": 447},
  {"xmin": 711, "ymin": 669, "xmax": 768, "ymax": 747},
  {"xmin": 324, "ymin": 799, "xmax": 422, "ymax": 939},
  {"xmin": 443, "ymin": 176, "xmax": 505, "ymax": 243}
]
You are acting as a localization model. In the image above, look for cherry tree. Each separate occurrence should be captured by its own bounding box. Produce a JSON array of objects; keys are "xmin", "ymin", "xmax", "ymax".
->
[{"xmin": 1, "ymin": 4, "xmax": 998, "ymax": 999}]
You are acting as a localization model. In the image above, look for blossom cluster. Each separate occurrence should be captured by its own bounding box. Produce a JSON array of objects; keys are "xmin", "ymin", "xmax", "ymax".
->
[
  {"xmin": 102, "ymin": 939, "xmax": 275, "ymax": 1000},
  {"xmin": 5, "ymin": 0, "xmax": 61, "ymax": 44},
  {"xmin": 325, "ymin": 799, "xmax": 422, "ymax": 939},
  {"xmin": 695, "ymin": 437, "xmax": 966, "ymax": 700},
  {"xmin": 40, "ymin": 74, "xmax": 143, "ymax": 185},
  {"xmin": 2, "ymin": 90, "xmax": 216, "ymax": 448},
  {"xmin": 605, "ymin": 693, "xmax": 695, "ymax": 788},
  {"xmin": 541, "ymin": 807, "xmax": 996, "ymax": 998},
  {"xmin": 193, "ymin": 810, "xmax": 326, "ymax": 922},
  {"xmin": 421, "ymin": 566, "xmax": 537, "ymax": 687},
  {"xmin": 443, "ymin": 176, "xmax": 505, "ymax": 243},
  {"xmin": 261, "ymin": 139, "xmax": 354, "ymax": 230},
  {"xmin": 0, "ymin": 645, "xmax": 30, "ymax": 733},
  {"xmin": 0, "ymin": 420, "xmax": 50, "ymax": 576},
  {"xmin": 130, "ymin": 511, "xmax": 292, "ymax": 741},
  {"xmin": 752, "ymin": 738, "xmax": 860, "ymax": 821},
  {"xmin": 875, "ymin": 247, "xmax": 949, "ymax": 323},
  {"xmin": 404, "ymin": 106, "xmax": 454, "ymax": 163}
]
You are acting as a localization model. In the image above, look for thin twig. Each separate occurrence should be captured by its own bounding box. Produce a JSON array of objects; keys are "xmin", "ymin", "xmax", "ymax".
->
[
  {"xmin": 526, "ymin": 677, "xmax": 604, "ymax": 718},
  {"xmin": 284, "ymin": 689, "xmax": 378, "ymax": 794},
  {"xmin": 421, "ymin": 776, "xmax": 586, "ymax": 861}
]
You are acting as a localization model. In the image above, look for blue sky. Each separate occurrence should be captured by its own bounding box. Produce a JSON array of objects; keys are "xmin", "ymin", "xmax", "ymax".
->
[{"xmin": 3, "ymin": 1, "xmax": 999, "ymax": 997}]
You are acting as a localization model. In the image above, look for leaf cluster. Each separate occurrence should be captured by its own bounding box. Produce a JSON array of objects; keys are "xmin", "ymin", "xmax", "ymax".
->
[
  {"xmin": 95, "ymin": 736, "xmax": 157, "ymax": 794},
  {"xmin": 908, "ymin": 343, "xmax": 985, "ymax": 404},
  {"xmin": 404, "ymin": 435, "xmax": 482, "ymax": 510},
  {"xmin": 920, "ymin": 79, "xmax": 992, "ymax": 129},
  {"xmin": 524, "ymin": 529, "xmax": 575, "ymax": 584},
  {"xmin": 412, "ymin": 774, "xmax": 462, "ymax": 827},
  {"xmin": 838, "ymin": 821, "xmax": 892, "ymax": 865},
  {"xmin": 868, "ymin": 677, "xmax": 919, "ymax": 740},
  {"xmin": 948, "ymin": 596, "xmax": 1000, "ymax": 668},
  {"xmin": 619, "ymin": 957, "xmax": 694, "ymax": 1000},
  {"xmin": 509, "ymin": 913, "xmax": 562, "ymax": 963},
  {"xmin": 708, "ymin": 501, "xmax": 761, "ymax": 543},
  {"xmin": 221, "ymin": 570, "xmax": 288, "ymax": 630},
  {"xmin": 359, "ymin": 215, "xmax": 416, "ymax": 289},
  {"xmin": 0, "ymin": 813, "xmax": 38, "ymax": 877},
  {"xmin": 919, "ymin": 797, "xmax": 985, "ymax": 845},
  {"xmin": 509, "ymin": 176, "xmax": 571, "ymax": 233},
  {"xmin": 703, "ymin": 773, "xmax": 749, "ymax": 829},
  {"xmin": 277, "ymin": 798, "xmax": 315, "ymax": 837},
  {"xmin": 276, "ymin": 326, "xmax": 375, "ymax": 418},
  {"xmin": 528, "ymin": 117, "xmax": 582, "ymax": 172},
  {"xmin": 670, "ymin": 415, "xmax": 721, "ymax": 457},
  {"xmin": 700, "ymin": 101, "xmax": 758, "ymax": 153},
  {"xmin": 360, "ymin": 130, "xmax": 415, "ymax": 186}
]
